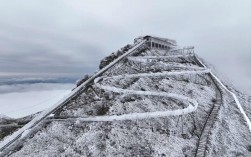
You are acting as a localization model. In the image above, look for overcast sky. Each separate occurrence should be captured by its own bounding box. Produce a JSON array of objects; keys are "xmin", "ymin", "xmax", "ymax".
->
[{"xmin": 0, "ymin": 0, "xmax": 251, "ymax": 93}]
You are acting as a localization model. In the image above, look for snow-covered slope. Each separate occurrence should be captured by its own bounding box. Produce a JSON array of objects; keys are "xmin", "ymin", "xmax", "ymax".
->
[
  {"xmin": 0, "ymin": 115, "xmax": 12, "ymax": 123},
  {"xmin": 1, "ymin": 37, "xmax": 251, "ymax": 157},
  {"xmin": 0, "ymin": 115, "xmax": 9, "ymax": 120}
]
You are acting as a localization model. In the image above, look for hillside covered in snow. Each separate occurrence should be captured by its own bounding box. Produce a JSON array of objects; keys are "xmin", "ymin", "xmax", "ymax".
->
[{"xmin": 0, "ymin": 36, "xmax": 251, "ymax": 157}]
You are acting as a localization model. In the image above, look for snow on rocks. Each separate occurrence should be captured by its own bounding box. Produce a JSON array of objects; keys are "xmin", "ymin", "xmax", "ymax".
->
[
  {"xmin": 3, "ymin": 38, "xmax": 251, "ymax": 156},
  {"xmin": 0, "ymin": 114, "xmax": 12, "ymax": 123},
  {"xmin": 211, "ymin": 72, "xmax": 251, "ymax": 132},
  {"xmin": 194, "ymin": 55, "xmax": 251, "ymax": 132},
  {"xmin": 88, "ymin": 54, "xmax": 211, "ymax": 122},
  {"xmin": 0, "ymin": 39, "xmax": 148, "ymax": 154}
]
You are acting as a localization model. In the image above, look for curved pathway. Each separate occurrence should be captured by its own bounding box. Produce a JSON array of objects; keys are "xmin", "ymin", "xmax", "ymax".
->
[{"xmin": 77, "ymin": 53, "xmax": 210, "ymax": 122}]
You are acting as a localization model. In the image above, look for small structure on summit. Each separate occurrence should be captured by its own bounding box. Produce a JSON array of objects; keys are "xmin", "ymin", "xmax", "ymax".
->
[{"xmin": 134, "ymin": 35, "xmax": 177, "ymax": 50}]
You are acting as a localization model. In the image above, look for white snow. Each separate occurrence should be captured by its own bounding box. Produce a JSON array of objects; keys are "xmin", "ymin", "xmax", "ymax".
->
[
  {"xmin": 2, "ymin": 38, "xmax": 251, "ymax": 156},
  {"xmin": 194, "ymin": 55, "xmax": 251, "ymax": 132},
  {"xmin": 20, "ymin": 129, "xmax": 31, "ymax": 139},
  {"xmin": 0, "ymin": 39, "xmax": 147, "ymax": 153},
  {"xmin": 91, "ymin": 54, "xmax": 210, "ymax": 121},
  {"xmin": 127, "ymin": 55, "xmax": 205, "ymax": 70},
  {"xmin": 75, "ymin": 103, "xmax": 197, "ymax": 121},
  {"xmin": 211, "ymin": 72, "xmax": 251, "ymax": 132}
]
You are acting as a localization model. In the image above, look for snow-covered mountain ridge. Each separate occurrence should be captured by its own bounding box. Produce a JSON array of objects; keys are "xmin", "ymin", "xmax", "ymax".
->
[{"xmin": 0, "ymin": 36, "xmax": 251, "ymax": 157}]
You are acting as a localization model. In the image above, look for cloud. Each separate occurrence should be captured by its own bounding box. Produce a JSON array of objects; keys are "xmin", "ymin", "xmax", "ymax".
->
[
  {"xmin": 0, "ymin": 83, "xmax": 74, "ymax": 94},
  {"xmin": 0, "ymin": 0, "xmax": 251, "ymax": 93},
  {"xmin": 0, "ymin": 88, "xmax": 72, "ymax": 118}
]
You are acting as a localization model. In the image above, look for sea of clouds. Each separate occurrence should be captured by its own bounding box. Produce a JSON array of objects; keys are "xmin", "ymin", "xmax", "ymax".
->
[{"xmin": 0, "ymin": 77, "xmax": 75, "ymax": 118}]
